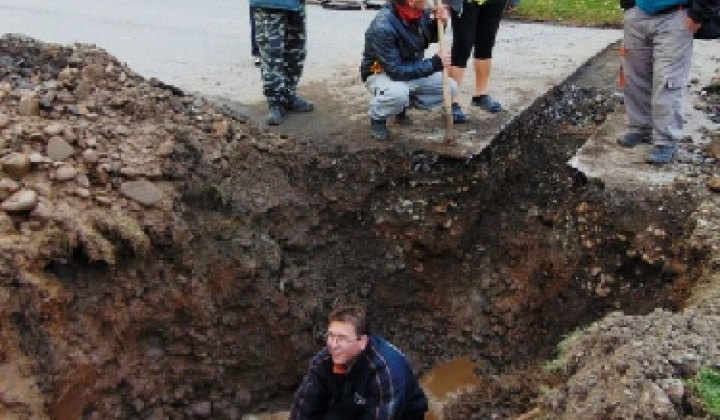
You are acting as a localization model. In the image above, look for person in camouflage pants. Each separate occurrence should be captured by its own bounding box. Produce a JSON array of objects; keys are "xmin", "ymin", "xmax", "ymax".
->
[{"xmin": 252, "ymin": 0, "xmax": 315, "ymax": 126}]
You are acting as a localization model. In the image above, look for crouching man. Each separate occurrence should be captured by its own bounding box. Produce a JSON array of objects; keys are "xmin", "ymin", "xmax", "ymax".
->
[
  {"xmin": 360, "ymin": 0, "xmax": 469, "ymax": 140},
  {"xmin": 289, "ymin": 305, "xmax": 428, "ymax": 420}
]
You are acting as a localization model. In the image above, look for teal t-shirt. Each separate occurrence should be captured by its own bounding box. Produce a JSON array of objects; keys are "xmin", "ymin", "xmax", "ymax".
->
[{"xmin": 635, "ymin": 0, "xmax": 687, "ymax": 14}]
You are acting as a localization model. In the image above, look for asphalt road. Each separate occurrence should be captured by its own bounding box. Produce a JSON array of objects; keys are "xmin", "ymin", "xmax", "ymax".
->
[
  {"xmin": 0, "ymin": 0, "xmax": 379, "ymax": 104},
  {"xmin": 0, "ymin": 0, "xmax": 626, "ymax": 108}
]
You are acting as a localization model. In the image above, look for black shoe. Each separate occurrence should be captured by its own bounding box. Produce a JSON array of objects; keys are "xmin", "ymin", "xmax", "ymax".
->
[
  {"xmin": 617, "ymin": 132, "xmax": 651, "ymax": 148},
  {"xmin": 286, "ymin": 96, "xmax": 314, "ymax": 112},
  {"xmin": 471, "ymin": 95, "xmax": 503, "ymax": 113},
  {"xmin": 370, "ymin": 118, "xmax": 389, "ymax": 140},
  {"xmin": 267, "ymin": 106, "xmax": 285, "ymax": 126},
  {"xmin": 451, "ymin": 103, "xmax": 469, "ymax": 124},
  {"xmin": 395, "ymin": 109, "xmax": 413, "ymax": 126}
]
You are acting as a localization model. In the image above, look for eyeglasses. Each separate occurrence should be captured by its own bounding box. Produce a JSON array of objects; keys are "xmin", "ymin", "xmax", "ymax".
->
[{"xmin": 325, "ymin": 331, "xmax": 361, "ymax": 345}]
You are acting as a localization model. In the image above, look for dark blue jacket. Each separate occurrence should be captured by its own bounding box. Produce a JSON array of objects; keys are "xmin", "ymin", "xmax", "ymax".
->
[
  {"xmin": 290, "ymin": 334, "xmax": 428, "ymax": 420},
  {"xmin": 360, "ymin": 3, "xmax": 444, "ymax": 82}
]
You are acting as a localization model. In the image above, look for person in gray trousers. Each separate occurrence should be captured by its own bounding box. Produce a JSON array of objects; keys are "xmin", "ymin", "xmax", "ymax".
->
[{"xmin": 617, "ymin": 0, "xmax": 712, "ymax": 164}]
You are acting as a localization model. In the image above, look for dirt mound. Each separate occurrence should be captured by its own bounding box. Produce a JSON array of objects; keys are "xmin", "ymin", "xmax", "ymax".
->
[{"xmin": 0, "ymin": 34, "xmax": 301, "ymax": 419}]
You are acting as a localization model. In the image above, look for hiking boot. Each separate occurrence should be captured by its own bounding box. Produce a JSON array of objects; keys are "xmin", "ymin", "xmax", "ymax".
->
[
  {"xmin": 451, "ymin": 103, "xmax": 469, "ymax": 124},
  {"xmin": 617, "ymin": 132, "xmax": 651, "ymax": 148},
  {"xmin": 286, "ymin": 96, "xmax": 315, "ymax": 112},
  {"xmin": 395, "ymin": 108, "xmax": 412, "ymax": 126},
  {"xmin": 267, "ymin": 106, "xmax": 285, "ymax": 126},
  {"xmin": 471, "ymin": 95, "xmax": 503, "ymax": 113},
  {"xmin": 370, "ymin": 118, "xmax": 389, "ymax": 140},
  {"xmin": 645, "ymin": 144, "xmax": 677, "ymax": 164}
]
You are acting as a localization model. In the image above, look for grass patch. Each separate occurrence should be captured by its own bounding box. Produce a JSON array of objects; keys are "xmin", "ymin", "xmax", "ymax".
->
[
  {"xmin": 689, "ymin": 368, "xmax": 720, "ymax": 416},
  {"xmin": 512, "ymin": 0, "xmax": 624, "ymax": 27},
  {"xmin": 542, "ymin": 328, "xmax": 584, "ymax": 374}
]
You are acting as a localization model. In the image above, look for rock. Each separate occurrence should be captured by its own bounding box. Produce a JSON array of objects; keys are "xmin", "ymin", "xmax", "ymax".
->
[
  {"xmin": 47, "ymin": 137, "xmax": 75, "ymax": 161},
  {"xmin": 213, "ymin": 120, "xmax": 229, "ymax": 136},
  {"xmin": 30, "ymin": 198, "xmax": 54, "ymax": 219},
  {"xmin": 658, "ymin": 378, "xmax": 684, "ymax": 405},
  {"xmin": 75, "ymin": 79, "xmax": 93, "ymax": 100},
  {"xmin": 1, "ymin": 152, "xmax": 31, "ymax": 179},
  {"xmin": 74, "ymin": 187, "xmax": 90, "ymax": 198},
  {"xmin": 707, "ymin": 177, "xmax": 720, "ymax": 193},
  {"xmin": 0, "ymin": 177, "xmax": 20, "ymax": 200},
  {"xmin": 1, "ymin": 189, "xmax": 39, "ymax": 212},
  {"xmin": 157, "ymin": 140, "xmax": 175, "ymax": 157},
  {"xmin": 0, "ymin": 211, "xmax": 13, "ymax": 234},
  {"xmin": 55, "ymin": 165, "xmax": 78, "ymax": 182},
  {"xmin": 191, "ymin": 401, "xmax": 212, "ymax": 418},
  {"xmin": 706, "ymin": 139, "xmax": 720, "ymax": 160},
  {"xmin": 82, "ymin": 149, "xmax": 99, "ymax": 163},
  {"xmin": 120, "ymin": 180, "xmax": 164, "ymax": 206},
  {"xmin": 18, "ymin": 95, "xmax": 40, "ymax": 116},
  {"xmin": 28, "ymin": 152, "xmax": 51, "ymax": 164},
  {"xmin": 44, "ymin": 123, "xmax": 65, "ymax": 136},
  {"xmin": 0, "ymin": 113, "xmax": 10, "ymax": 129},
  {"xmin": 58, "ymin": 66, "xmax": 75, "ymax": 82},
  {"xmin": 76, "ymin": 173, "xmax": 90, "ymax": 188}
]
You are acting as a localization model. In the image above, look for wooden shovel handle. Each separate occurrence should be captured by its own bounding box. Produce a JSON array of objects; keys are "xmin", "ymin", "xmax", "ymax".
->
[
  {"xmin": 512, "ymin": 407, "xmax": 542, "ymax": 420},
  {"xmin": 435, "ymin": 2, "xmax": 454, "ymax": 142}
]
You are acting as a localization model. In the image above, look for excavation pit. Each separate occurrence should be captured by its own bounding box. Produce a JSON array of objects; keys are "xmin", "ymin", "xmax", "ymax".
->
[{"xmin": 1, "ymin": 35, "xmax": 719, "ymax": 420}]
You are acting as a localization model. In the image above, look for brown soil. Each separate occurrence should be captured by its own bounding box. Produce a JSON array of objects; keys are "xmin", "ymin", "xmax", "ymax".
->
[{"xmin": 1, "ymin": 34, "xmax": 720, "ymax": 420}]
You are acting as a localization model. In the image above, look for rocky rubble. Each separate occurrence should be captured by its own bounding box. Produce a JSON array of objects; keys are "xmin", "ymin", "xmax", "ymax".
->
[
  {"xmin": 0, "ymin": 34, "xmax": 292, "ymax": 419},
  {"xmin": 535, "ymin": 81, "xmax": 720, "ymax": 420},
  {"xmin": 0, "ymin": 34, "xmax": 270, "ymax": 266}
]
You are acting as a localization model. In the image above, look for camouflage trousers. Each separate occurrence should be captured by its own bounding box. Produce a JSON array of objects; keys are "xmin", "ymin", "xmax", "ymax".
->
[{"xmin": 252, "ymin": 5, "xmax": 307, "ymax": 107}]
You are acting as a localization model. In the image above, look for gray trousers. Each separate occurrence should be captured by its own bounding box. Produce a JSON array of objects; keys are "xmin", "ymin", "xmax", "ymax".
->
[
  {"xmin": 364, "ymin": 72, "xmax": 459, "ymax": 121},
  {"xmin": 622, "ymin": 7, "xmax": 694, "ymax": 147}
]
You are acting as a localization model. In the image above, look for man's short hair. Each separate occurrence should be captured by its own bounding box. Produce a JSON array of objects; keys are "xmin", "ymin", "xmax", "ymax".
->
[{"xmin": 329, "ymin": 305, "xmax": 370, "ymax": 336}]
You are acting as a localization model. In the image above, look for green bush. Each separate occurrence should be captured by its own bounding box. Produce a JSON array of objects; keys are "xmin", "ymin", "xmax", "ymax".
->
[
  {"xmin": 513, "ymin": 0, "xmax": 624, "ymax": 27},
  {"xmin": 691, "ymin": 368, "xmax": 720, "ymax": 416}
]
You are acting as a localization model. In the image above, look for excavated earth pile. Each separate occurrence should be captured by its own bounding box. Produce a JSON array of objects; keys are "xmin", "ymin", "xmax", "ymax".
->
[{"xmin": 1, "ymin": 34, "xmax": 720, "ymax": 420}]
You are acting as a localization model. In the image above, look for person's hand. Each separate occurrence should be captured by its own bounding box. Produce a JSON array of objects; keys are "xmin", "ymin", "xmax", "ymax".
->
[
  {"xmin": 438, "ymin": 49, "xmax": 451, "ymax": 68},
  {"xmin": 684, "ymin": 15, "xmax": 701, "ymax": 34},
  {"xmin": 434, "ymin": 3, "xmax": 449, "ymax": 25}
]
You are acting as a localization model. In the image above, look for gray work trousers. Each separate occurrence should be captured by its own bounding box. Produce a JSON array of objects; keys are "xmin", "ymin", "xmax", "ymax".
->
[
  {"xmin": 622, "ymin": 6, "xmax": 694, "ymax": 146},
  {"xmin": 364, "ymin": 72, "xmax": 459, "ymax": 121}
]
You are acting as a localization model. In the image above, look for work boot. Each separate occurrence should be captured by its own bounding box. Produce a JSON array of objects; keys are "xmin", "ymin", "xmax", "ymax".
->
[
  {"xmin": 267, "ymin": 105, "xmax": 285, "ymax": 126},
  {"xmin": 617, "ymin": 132, "xmax": 651, "ymax": 148},
  {"xmin": 395, "ymin": 108, "xmax": 412, "ymax": 126},
  {"xmin": 645, "ymin": 144, "xmax": 677, "ymax": 164},
  {"xmin": 286, "ymin": 96, "xmax": 315, "ymax": 112},
  {"xmin": 370, "ymin": 118, "xmax": 389, "ymax": 140},
  {"xmin": 451, "ymin": 103, "xmax": 469, "ymax": 124}
]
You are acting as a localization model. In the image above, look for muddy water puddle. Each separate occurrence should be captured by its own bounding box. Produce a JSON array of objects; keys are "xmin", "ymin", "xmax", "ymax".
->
[
  {"xmin": 244, "ymin": 356, "xmax": 480, "ymax": 420},
  {"xmin": 421, "ymin": 356, "xmax": 483, "ymax": 420}
]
